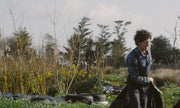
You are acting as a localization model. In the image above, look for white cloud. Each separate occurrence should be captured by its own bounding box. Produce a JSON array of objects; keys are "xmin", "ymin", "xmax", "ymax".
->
[
  {"xmin": 89, "ymin": 3, "xmax": 124, "ymax": 25},
  {"xmin": 87, "ymin": 3, "xmax": 155, "ymax": 49},
  {"xmin": 88, "ymin": 3, "xmax": 151, "ymax": 27},
  {"xmin": 61, "ymin": 0, "xmax": 88, "ymax": 16},
  {"xmin": 0, "ymin": 0, "xmax": 179, "ymax": 49}
]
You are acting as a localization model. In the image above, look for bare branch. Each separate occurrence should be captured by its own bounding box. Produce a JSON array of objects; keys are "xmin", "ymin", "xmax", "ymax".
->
[
  {"xmin": 5, "ymin": 0, "xmax": 17, "ymax": 32},
  {"xmin": 173, "ymin": 17, "xmax": 179, "ymax": 48},
  {"xmin": 164, "ymin": 16, "xmax": 179, "ymax": 48},
  {"xmin": 164, "ymin": 28, "xmax": 174, "ymax": 37}
]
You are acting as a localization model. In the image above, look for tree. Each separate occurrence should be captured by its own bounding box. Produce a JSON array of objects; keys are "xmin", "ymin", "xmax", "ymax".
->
[
  {"xmin": 84, "ymin": 37, "xmax": 96, "ymax": 72},
  {"xmin": 7, "ymin": 27, "xmax": 32, "ymax": 60},
  {"xmin": 111, "ymin": 20, "xmax": 131, "ymax": 68},
  {"xmin": 62, "ymin": 17, "xmax": 92, "ymax": 94},
  {"xmin": 63, "ymin": 17, "xmax": 92, "ymax": 66},
  {"xmin": 170, "ymin": 47, "xmax": 180, "ymax": 66},
  {"xmin": 44, "ymin": 0, "xmax": 63, "ymax": 65},
  {"xmin": 44, "ymin": 33, "xmax": 56, "ymax": 64},
  {"xmin": 4, "ymin": 27, "xmax": 32, "ymax": 94},
  {"xmin": 151, "ymin": 35, "xmax": 177, "ymax": 65},
  {"xmin": 94, "ymin": 24, "xmax": 112, "ymax": 68}
]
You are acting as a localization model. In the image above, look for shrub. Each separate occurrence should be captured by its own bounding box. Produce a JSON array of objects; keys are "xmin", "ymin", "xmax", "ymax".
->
[
  {"xmin": 70, "ymin": 76, "xmax": 103, "ymax": 94},
  {"xmin": 47, "ymin": 85, "xmax": 59, "ymax": 97}
]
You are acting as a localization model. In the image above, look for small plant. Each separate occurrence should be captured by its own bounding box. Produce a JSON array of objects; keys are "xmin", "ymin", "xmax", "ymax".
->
[
  {"xmin": 71, "ymin": 76, "xmax": 104, "ymax": 94},
  {"xmin": 47, "ymin": 85, "xmax": 59, "ymax": 97}
]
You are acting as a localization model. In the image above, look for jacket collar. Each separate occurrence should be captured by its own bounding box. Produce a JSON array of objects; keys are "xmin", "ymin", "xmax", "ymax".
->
[{"xmin": 134, "ymin": 47, "xmax": 150, "ymax": 57}]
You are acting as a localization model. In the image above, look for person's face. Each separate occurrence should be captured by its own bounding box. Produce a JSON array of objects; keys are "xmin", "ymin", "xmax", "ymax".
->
[{"xmin": 138, "ymin": 38, "xmax": 151, "ymax": 51}]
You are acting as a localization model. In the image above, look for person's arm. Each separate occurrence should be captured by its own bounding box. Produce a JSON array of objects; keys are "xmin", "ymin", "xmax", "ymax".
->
[{"xmin": 127, "ymin": 56, "xmax": 151, "ymax": 85}]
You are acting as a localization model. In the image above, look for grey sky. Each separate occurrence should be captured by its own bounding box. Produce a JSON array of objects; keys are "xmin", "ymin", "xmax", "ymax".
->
[{"xmin": 0, "ymin": 0, "xmax": 180, "ymax": 50}]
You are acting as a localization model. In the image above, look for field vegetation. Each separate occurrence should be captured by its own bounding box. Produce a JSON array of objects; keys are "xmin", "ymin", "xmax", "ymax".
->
[{"xmin": 0, "ymin": 68, "xmax": 179, "ymax": 108}]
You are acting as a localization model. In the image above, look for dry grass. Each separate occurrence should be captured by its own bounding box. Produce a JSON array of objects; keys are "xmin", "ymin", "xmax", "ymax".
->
[
  {"xmin": 103, "ymin": 67, "xmax": 180, "ymax": 86},
  {"xmin": 117, "ymin": 67, "xmax": 128, "ymax": 78},
  {"xmin": 103, "ymin": 66, "xmax": 128, "ymax": 75},
  {"xmin": 152, "ymin": 68, "xmax": 180, "ymax": 86}
]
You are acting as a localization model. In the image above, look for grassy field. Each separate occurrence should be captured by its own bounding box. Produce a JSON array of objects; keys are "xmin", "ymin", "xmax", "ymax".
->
[
  {"xmin": 0, "ymin": 97, "xmax": 108, "ymax": 108},
  {"xmin": 0, "ymin": 83, "xmax": 179, "ymax": 108},
  {"xmin": 0, "ymin": 84, "xmax": 179, "ymax": 108},
  {"xmin": 160, "ymin": 83, "xmax": 180, "ymax": 108},
  {"xmin": 0, "ymin": 68, "xmax": 179, "ymax": 108}
]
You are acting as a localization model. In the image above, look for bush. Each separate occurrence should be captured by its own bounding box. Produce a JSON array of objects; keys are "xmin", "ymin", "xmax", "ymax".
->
[
  {"xmin": 47, "ymin": 85, "xmax": 59, "ymax": 97},
  {"xmin": 70, "ymin": 76, "xmax": 103, "ymax": 94}
]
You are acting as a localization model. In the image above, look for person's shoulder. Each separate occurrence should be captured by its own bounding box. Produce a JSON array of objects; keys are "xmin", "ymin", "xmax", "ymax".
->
[
  {"xmin": 127, "ymin": 47, "xmax": 138, "ymax": 58},
  {"xmin": 127, "ymin": 48, "xmax": 138, "ymax": 64},
  {"xmin": 126, "ymin": 48, "xmax": 138, "ymax": 64}
]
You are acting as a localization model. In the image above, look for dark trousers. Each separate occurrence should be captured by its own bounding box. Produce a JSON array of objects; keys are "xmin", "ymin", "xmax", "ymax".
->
[{"xmin": 127, "ymin": 84, "xmax": 149, "ymax": 108}]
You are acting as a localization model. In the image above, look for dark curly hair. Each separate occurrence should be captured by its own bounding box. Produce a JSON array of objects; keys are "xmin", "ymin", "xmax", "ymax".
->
[{"xmin": 134, "ymin": 29, "xmax": 152, "ymax": 46}]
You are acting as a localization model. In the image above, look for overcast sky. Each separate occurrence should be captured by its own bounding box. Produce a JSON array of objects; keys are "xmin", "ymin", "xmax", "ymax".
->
[{"xmin": 0, "ymin": 0, "xmax": 180, "ymax": 50}]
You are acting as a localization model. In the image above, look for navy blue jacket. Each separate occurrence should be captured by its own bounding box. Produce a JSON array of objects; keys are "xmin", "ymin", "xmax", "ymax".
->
[{"xmin": 126, "ymin": 47, "xmax": 152, "ymax": 86}]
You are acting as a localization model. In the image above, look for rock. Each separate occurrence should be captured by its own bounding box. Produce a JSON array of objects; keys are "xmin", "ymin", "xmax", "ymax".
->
[
  {"xmin": 30, "ymin": 96, "xmax": 57, "ymax": 105},
  {"xmin": 103, "ymin": 83, "xmax": 125, "ymax": 95},
  {"xmin": 80, "ymin": 93, "xmax": 106, "ymax": 101},
  {"xmin": 64, "ymin": 94, "xmax": 94, "ymax": 105},
  {"xmin": 13, "ymin": 94, "xmax": 30, "ymax": 100},
  {"xmin": 93, "ymin": 94, "xmax": 106, "ymax": 101},
  {"xmin": 1, "ymin": 93, "xmax": 14, "ymax": 99},
  {"xmin": 96, "ymin": 101, "xmax": 109, "ymax": 105},
  {"xmin": 53, "ymin": 97, "xmax": 66, "ymax": 103},
  {"xmin": 0, "ymin": 92, "xmax": 108, "ymax": 105}
]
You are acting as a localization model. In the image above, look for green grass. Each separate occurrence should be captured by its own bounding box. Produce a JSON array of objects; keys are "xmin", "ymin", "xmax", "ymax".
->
[
  {"xmin": 104, "ymin": 74, "xmax": 127, "ymax": 86},
  {"xmin": 0, "ymin": 83, "xmax": 179, "ymax": 108},
  {"xmin": 60, "ymin": 102, "xmax": 108, "ymax": 108},
  {"xmin": 0, "ymin": 97, "xmax": 109, "ymax": 108},
  {"xmin": 0, "ymin": 98, "xmax": 40, "ymax": 108},
  {"xmin": 106, "ymin": 94, "xmax": 117, "ymax": 104},
  {"xmin": 160, "ymin": 83, "xmax": 180, "ymax": 108}
]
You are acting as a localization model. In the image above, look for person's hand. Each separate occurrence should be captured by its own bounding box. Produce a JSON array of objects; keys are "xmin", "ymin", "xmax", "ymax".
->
[{"xmin": 150, "ymin": 77, "xmax": 154, "ymax": 84}]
